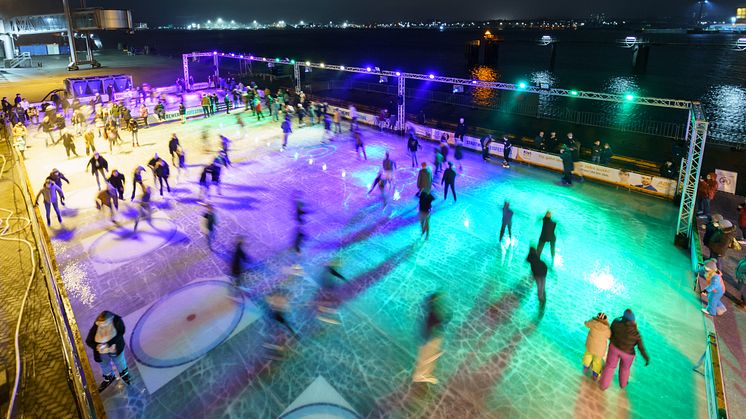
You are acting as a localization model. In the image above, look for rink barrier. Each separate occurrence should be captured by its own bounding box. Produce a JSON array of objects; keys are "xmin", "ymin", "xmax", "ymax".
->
[{"xmin": 326, "ymin": 107, "xmax": 677, "ymax": 199}]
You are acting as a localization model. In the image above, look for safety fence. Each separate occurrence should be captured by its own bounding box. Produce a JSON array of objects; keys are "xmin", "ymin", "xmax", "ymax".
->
[{"xmin": 0, "ymin": 140, "xmax": 104, "ymax": 418}]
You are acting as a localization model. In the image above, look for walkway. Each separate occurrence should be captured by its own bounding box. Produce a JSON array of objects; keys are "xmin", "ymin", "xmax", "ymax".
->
[{"xmin": 21, "ymin": 107, "xmax": 709, "ymax": 418}]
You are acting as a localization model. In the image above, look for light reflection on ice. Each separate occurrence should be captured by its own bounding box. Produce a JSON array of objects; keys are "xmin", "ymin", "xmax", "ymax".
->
[
  {"xmin": 584, "ymin": 262, "xmax": 624, "ymax": 294},
  {"xmin": 61, "ymin": 263, "xmax": 96, "ymax": 306}
]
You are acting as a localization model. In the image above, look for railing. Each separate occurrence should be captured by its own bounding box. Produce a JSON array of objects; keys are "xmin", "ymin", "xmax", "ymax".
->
[
  {"xmin": 2, "ymin": 141, "xmax": 104, "ymax": 418},
  {"xmin": 5, "ymin": 53, "xmax": 32, "ymax": 69},
  {"xmin": 326, "ymin": 80, "xmax": 688, "ymax": 141},
  {"xmin": 691, "ymin": 227, "xmax": 729, "ymax": 419}
]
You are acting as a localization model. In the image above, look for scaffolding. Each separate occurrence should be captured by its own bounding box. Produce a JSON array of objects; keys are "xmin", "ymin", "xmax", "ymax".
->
[{"xmin": 182, "ymin": 51, "xmax": 706, "ymax": 242}]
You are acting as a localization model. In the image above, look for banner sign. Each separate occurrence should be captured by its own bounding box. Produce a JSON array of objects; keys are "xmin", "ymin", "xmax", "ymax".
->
[{"xmin": 715, "ymin": 169, "xmax": 737, "ymax": 194}]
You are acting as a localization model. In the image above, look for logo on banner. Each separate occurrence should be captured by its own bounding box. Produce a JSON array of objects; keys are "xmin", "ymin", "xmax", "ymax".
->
[{"xmin": 715, "ymin": 169, "xmax": 737, "ymax": 194}]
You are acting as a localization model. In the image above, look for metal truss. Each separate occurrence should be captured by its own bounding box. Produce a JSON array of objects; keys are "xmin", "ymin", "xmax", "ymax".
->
[
  {"xmin": 4, "ymin": 14, "xmax": 68, "ymax": 35},
  {"xmin": 396, "ymin": 76, "xmax": 406, "ymax": 132},
  {"xmin": 676, "ymin": 102, "xmax": 709, "ymax": 239},
  {"xmin": 193, "ymin": 52, "xmax": 692, "ymax": 110},
  {"xmin": 293, "ymin": 63, "xmax": 301, "ymax": 91}
]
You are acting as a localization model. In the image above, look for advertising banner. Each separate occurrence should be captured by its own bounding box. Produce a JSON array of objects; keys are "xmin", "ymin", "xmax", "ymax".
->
[{"xmin": 715, "ymin": 169, "xmax": 738, "ymax": 194}]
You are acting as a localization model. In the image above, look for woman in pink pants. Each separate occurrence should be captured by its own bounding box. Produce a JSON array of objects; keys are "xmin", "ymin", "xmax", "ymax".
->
[{"xmin": 600, "ymin": 309, "xmax": 650, "ymax": 390}]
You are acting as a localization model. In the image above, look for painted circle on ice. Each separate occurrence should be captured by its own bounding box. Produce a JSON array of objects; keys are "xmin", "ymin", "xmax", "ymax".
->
[
  {"xmin": 89, "ymin": 218, "xmax": 177, "ymax": 263},
  {"xmin": 279, "ymin": 403, "xmax": 361, "ymax": 419},
  {"xmin": 130, "ymin": 280, "xmax": 244, "ymax": 368}
]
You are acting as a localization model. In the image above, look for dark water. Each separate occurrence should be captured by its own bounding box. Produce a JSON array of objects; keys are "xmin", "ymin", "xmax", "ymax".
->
[{"xmin": 102, "ymin": 29, "xmax": 746, "ymax": 143}]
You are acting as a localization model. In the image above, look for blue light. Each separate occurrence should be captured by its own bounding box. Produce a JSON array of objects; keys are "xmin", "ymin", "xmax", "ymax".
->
[
  {"xmin": 366, "ymin": 67, "xmax": 372, "ymax": 72},
  {"xmin": 471, "ymin": 80, "xmax": 478, "ymax": 84},
  {"xmin": 518, "ymin": 82, "xmax": 527, "ymax": 89},
  {"xmin": 429, "ymin": 74, "xmax": 435, "ymax": 79},
  {"xmin": 395, "ymin": 71, "xmax": 401, "ymax": 76}
]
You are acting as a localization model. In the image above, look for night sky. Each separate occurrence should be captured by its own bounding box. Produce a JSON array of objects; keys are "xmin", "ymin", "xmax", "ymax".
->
[{"xmin": 0, "ymin": 0, "xmax": 742, "ymax": 24}]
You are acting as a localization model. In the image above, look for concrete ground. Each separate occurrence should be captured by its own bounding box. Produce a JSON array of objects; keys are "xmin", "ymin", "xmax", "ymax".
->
[{"xmin": 18, "ymin": 103, "xmax": 711, "ymax": 418}]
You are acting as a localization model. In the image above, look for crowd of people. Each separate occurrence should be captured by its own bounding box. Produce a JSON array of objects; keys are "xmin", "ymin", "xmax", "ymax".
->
[{"xmin": 5, "ymin": 77, "xmax": 743, "ymax": 399}]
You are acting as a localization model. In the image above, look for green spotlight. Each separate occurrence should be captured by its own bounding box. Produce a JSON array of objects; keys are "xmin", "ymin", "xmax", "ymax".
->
[
  {"xmin": 518, "ymin": 81, "xmax": 527, "ymax": 89},
  {"xmin": 625, "ymin": 94, "xmax": 635, "ymax": 101},
  {"xmin": 570, "ymin": 90, "xmax": 578, "ymax": 96}
]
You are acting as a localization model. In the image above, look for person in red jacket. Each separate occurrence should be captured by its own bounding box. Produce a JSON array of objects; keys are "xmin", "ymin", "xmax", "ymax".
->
[
  {"xmin": 697, "ymin": 175, "xmax": 713, "ymax": 216},
  {"xmin": 737, "ymin": 202, "xmax": 746, "ymax": 241}
]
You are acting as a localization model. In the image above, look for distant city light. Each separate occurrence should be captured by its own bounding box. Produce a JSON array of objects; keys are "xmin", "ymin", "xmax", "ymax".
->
[
  {"xmin": 217, "ymin": 18, "xmax": 223, "ymax": 23},
  {"xmin": 732, "ymin": 17, "xmax": 737, "ymax": 24},
  {"xmin": 540, "ymin": 35, "xmax": 553, "ymax": 45}
]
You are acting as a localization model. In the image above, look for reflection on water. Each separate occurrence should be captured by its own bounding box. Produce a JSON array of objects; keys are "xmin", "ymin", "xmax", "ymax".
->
[
  {"xmin": 470, "ymin": 66, "xmax": 499, "ymax": 107},
  {"xmin": 530, "ymin": 71, "xmax": 558, "ymax": 116},
  {"xmin": 704, "ymin": 85, "xmax": 746, "ymax": 142}
]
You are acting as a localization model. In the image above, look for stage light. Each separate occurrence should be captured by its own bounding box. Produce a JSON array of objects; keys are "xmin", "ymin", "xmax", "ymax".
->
[
  {"xmin": 340, "ymin": 66, "xmax": 346, "ymax": 70},
  {"xmin": 471, "ymin": 80, "xmax": 478, "ymax": 84},
  {"xmin": 213, "ymin": 51, "xmax": 217, "ymax": 55},
  {"xmin": 428, "ymin": 74, "xmax": 435, "ymax": 79},
  {"xmin": 518, "ymin": 81, "xmax": 527, "ymax": 89},
  {"xmin": 275, "ymin": 58, "xmax": 280, "ymax": 62},
  {"xmin": 305, "ymin": 60, "xmax": 311, "ymax": 65},
  {"xmin": 239, "ymin": 55, "xmax": 243, "ymax": 58},
  {"xmin": 395, "ymin": 71, "xmax": 401, "ymax": 76},
  {"xmin": 290, "ymin": 59, "xmax": 296, "ymax": 64},
  {"xmin": 320, "ymin": 63, "xmax": 325, "ymax": 68},
  {"xmin": 249, "ymin": 55, "xmax": 254, "ymax": 59},
  {"xmin": 570, "ymin": 90, "xmax": 578, "ymax": 96},
  {"xmin": 366, "ymin": 67, "xmax": 372, "ymax": 72},
  {"xmin": 625, "ymin": 94, "xmax": 635, "ymax": 101}
]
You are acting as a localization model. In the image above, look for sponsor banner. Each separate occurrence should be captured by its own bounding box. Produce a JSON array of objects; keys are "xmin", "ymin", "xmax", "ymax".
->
[{"xmin": 715, "ymin": 169, "xmax": 738, "ymax": 194}]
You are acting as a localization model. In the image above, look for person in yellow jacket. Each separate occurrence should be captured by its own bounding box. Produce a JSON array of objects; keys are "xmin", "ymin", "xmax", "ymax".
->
[{"xmin": 582, "ymin": 312, "xmax": 611, "ymax": 381}]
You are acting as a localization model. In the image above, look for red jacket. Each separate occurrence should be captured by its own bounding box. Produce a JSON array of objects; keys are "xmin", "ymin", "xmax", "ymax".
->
[{"xmin": 739, "ymin": 206, "xmax": 746, "ymax": 228}]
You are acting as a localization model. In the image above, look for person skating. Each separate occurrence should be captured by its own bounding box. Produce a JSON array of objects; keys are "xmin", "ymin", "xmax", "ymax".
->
[
  {"xmin": 526, "ymin": 246, "xmax": 548, "ymax": 308},
  {"xmin": 354, "ymin": 129, "xmax": 367, "ymax": 160},
  {"xmin": 86, "ymin": 152, "xmax": 109, "ymax": 190},
  {"xmin": 209, "ymin": 159, "xmax": 222, "ymax": 195},
  {"xmin": 560, "ymin": 145, "xmax": 574, "ymax": 185},
  {"xmin": 500, "ymin": 201, "xmax": 513, "ymax": 242},
  {"xmin": 13, "ymin": 132, "xmax": 26, "ymax": 160},
  {"xmin": 433, "ymin": 147, "xmax": 444, "ymax": 178},
  {"xmin": 34, "ymin": 178, "xmax": 65, "ymax": 226},
  {"xmin": 582, "ymin": 313, "xmax": 611, "ymax": 381},
  {"xmin": 133, "ymin": 186, "xmax": 152, "ymax": 233},
  {"xmin": 84, "ymin": 129, "xmax": 96, "ymax": 155},
  {"xmin": 418, "ymin": 191, "xmax": 435, "ymax": 240},
  {"xmin": 85, "ymin": 311, "xmax": 131, "ymax": 392},
  {"xmin": 698, "ymin": 259, "xmax": 726, "ymax": 316},
  {"xmin": 316, "ymin": 258, "xmax": 346, "ymax": 325},
  {"xmin": 599, "ymin": 309, "xmax": 650, "ymax": 391},
  {"xmin": 130, "ymin": 166, "xmax": 146, "ymax": 201},
  {"xmin": 107, "ymin": 170, "xmax": 126, "ymax": 200},
  {"xmin": 175, "ymin": 146, "xmax": 187, "ymax": 182},
  {"xmin": 454, "ymin": 118, "xmax": 467, "ymax": 142},
  {"xmin": 12, "ymin": 122, "xmax": 27, "ymax": 154},
  {"xmin": 293, "ymin": 193, "xmax": 308, "ymax": 253},
  {"xmin": 281, "ymin": 116, "xmax": 292, "ymax": 150},
  {"xmin": 61, "ymin": 130, "xmax": 80, "ymax": 158},
  {"xmin": 382, "ymin": 151, "xmax": 396, "ymax": 189},
  {"xmin": 201, "ymin": 94, "xmax": 210, "ymax": 118},
  {"xmin": 154, "ymin": 158, "xmax": 171, "ymax": 196},
  {"xmin": 408, "ymin": 132, "xmax": 422, "ymax": 167},
  {"xmin": 128, "ymin": 118, "xmax": 139, "ymax": 147},
  {"xmin": 47, "ymin": 169, "xmax": 70, "ymax": 206},
  {"xmin": 454, "ymin": 138, "xmax": 464, "ymax": 171},
  {"xmin": 230, "ymin": 236, "xmax": 250, "ymax": 287},
  {"xmin": 416, "ymin": 162, "xmax": 433, "ymax": 197},
  {"xmin": 168, "ymin": 134, "xmax": 180, "ymax": 166},
  {"xmin": 333, "ymin": 108, "xmax": 341, "ymax": 133},
  {"xmin": 502, "ymin": 135, "xmax": 513, "ymax": 168},
  {"xmin": 439, "ymin": 136, "xmax": 449, "ymax": 162},
  {"xmin": 202, "ymin": 203, "xmax": 217, "ymax": 250},
  {"xmin": 95, "ymin": 182, "xmax": 119, "ymax": 222},
  {"xmin": 178, "ymin": 102, "xmax": 186, "ymax": 124},
  {"xmin": 537, "ymin": 211, "xmax": 557, "ymax": 261},
  {"xmin": 224, "ymin": 94, "xmax": 231, "ymax": 114},
  {"xmin": 413, "ymin": 292, "xmax": 449, "ymax": 384},
  {"xmin": 480, "ymin": 134, "xmax": 493, "ymax": 161},
  {"xmin": 147, "ymin": 153, "xmax": 161, "ymax": 186},
  {"xmin": 441, "ymin": 162, "xmax": 457, "ymax": 202}
]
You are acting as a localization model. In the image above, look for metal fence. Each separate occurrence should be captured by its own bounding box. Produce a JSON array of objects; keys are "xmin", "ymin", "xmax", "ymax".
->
[
  {"xmin": 326, "ymin": 80, "xmax": 690, "ymax": 141},
  {"xmin": 0, "ymin": 139, "xmax": 104, "ymax": 418}
]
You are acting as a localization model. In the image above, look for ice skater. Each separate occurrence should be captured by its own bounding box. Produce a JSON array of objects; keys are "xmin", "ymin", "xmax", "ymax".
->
[
  {"xmin": 408, "ymin": 131, "xmax": 422, "ymax": 167},
  {"xmin": 230, "ymin": 236, "xmax": 250, "ymax": 287},
  {"xmin": 537, "ymin": 211, "xmax": 557, "ymax": 261},
  {"xmin": 281, "ymin": 116, "xmax": 292, "ymax": 150},
  {"xmin": 454, "ymin": 118, "xmax": 467, "ymax": 142},
  {"xmin": 500, "ymin": 201, "xmax": 513, "ymax": 242},
  {"xmin": 175, "ymin": 146, "xmax": 187, "ymax": 182},
  {"xmin": 502, "ymin": 135, "xmax": 513, "ymax": 168},
  {"xmin": 433, "ymin": 147, "xmax": 444, "ymax": 178},
  {"xmin": 154, "ymin": 158, "xmax": 171, "ymax": 196},
  {"xmin": 293, "ymin": 193, "xmax": 308, "ymax": 253},
  {"xmin": 441, "ymin": 162, "xmax": 456, "ymax": 202},
  {"xmin": 316, "ymin": 258, "xmax": 346, "ymax": 325},
  {"xmin": 86, "ymin": 152, "xmax": 109, "ymax": 190},
  {"xmin": 419, "ymin": 191, "xmax": 435, "ymax": 240},
  {"xmin": 599, "ymin": 309, "xmax": 650, "ymax": 391},
  {"xmin": 95, "ymin": 182, "xmax": 119, "ymax": 223},
  {"xmin": 481, "ymin": 134, "xmax": 493, "ymax": 162},
  {"xmin": 454, "ymin": 138, "xmax": 464, "ymax": 171},
  {"xmin": 34, "ymin": 178, "xmax": 65, "ymax": 227},
  {"xmin": 107, "ymin": 169, "xmax": 126, "ymax": 200},
  {"xmin": 582, "ymin": 313, "xmax": 611, "ymax": 382},
  {"xmin": 412, "ymin": 292, "xmax": 449, "ymax": 384},
  {"xmin": 128, "ymin": 118, "xmax": 139, "ymax": 147},
  {"xmin": 47, "ymin": 169, "xmax": 70, "ymax": 205},
  {"xmin": 203, "ymin": 203, "xmax": 217, "ymax": 250},
  {"xmin": 168, "ymin": 133, "xmax": 180, "ymax": 166},
  {"xmin": 698, "ymin": 258, "xmax": 726, "ymax": 317},
  {"xmin": 526, "ymin": 246, "xmax": 547, "ymax": 309},
  {"xmin": 61, "ymin": 130, "xmax": 80, "ymax": 158},
  {"xmin": 354, "ymin": 129, "xmax": 367, "ymax": 160},
  {"xmin": 131, "ymin": 166, "xmax": 146, "ymax": 201},
  {"xmin": 416, "ymin": 162, "xmax": 433, "ymax": 197},
  {"xmin": 133, "ymin": 186, "xmax": 153, "ymax": 233},
  {"xmin": 85, "ymin": 311, "xmax": 131, "ymax": 392},
  {"xmin": 560, "ymin": 145, "xmax": 574, "ymax": 185},
  {"xmin": 262, "ymin": 289, "xmax": 298, "ymax": 359}
]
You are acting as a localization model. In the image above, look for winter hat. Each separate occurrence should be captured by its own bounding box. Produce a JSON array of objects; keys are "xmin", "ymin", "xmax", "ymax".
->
[
  {"xmin": 596, "ymin": 312, "xmax": 607, "ymax": 321},
  {"xmin": 703, "ymin": 258, "xmax": 718, "ymax": 271},
  {"xmin": 719, "ymin": 220, "xmax": 733, "ymax": 229},
  {"xmin": 711, "ymin": 214, "xmax": 724, "ymax": 223},
  {"xmin": 622, "ymin": 309, "xmax": 635, "ymax": 322}
]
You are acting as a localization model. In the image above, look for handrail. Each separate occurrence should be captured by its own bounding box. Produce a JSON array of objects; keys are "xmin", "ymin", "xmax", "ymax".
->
[{"xmin": 6, "ymin": 145, "xmax": 105, "ymax": 418}]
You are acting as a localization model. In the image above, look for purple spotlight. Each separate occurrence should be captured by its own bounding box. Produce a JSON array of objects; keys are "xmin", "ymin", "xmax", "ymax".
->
[
  {"xmin": 395, "ymin": 71, "xmax": 401, "ymax": 76},
  {"xmin": 239, "ymin": 55, "xmax": 244, "ymax": 58},
  {"xmin": 213, "ymin": 51, "xmax": 217, "ymax": 55},
  {"xmin": 428, "ymin": 74, "xmax": 435, "ymax": 79},
  {"xmin": 471, "ymin": 80, "xmax": 478, "ymax": 84},
  {"xmin": 366, "ymin": 67, "xmax": 372, "ymax": 72},
  {"xmin": 249, "ymin": 55, "xmax": 254, "ymax": 59}
]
